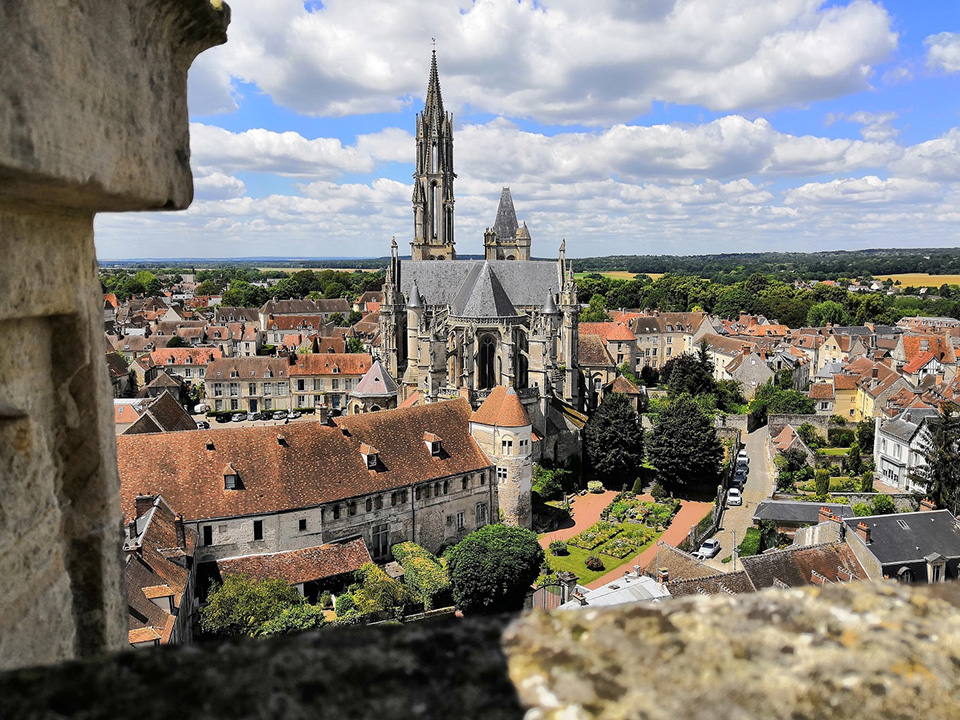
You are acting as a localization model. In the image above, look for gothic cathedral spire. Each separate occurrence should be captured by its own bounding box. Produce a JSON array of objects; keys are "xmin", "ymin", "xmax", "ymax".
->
[{"xmin": 411, "ymin": 50, "xmax": 456, "ymax": 261}]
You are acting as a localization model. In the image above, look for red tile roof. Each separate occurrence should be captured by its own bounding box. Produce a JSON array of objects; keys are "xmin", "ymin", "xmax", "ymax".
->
[
  {"xmin": 903, "ymin": 351, "xmax": 938, "ymax": 374},
  {"xmin": 217, "ymin": 537, "xmax": 372, "ymax": 585},
  {"xmin": 150, "ymin": 348, "xmax": 222, "ymax": 366},
  {"xmin": 808, "ymin": 383, "xmax": 835, "ymax": 400},
  {"xmin": 289, "ymin": 353, "xmax": 371, "ymax": 377},
  {"xmin": 470, "ymin": 386, "xmax": 530, "ymax": 428},
  {"xmin": 579, "ymin": 322, "xmax": 636, "ymax": 342},
  {"xmin": 117, "ymin": 399, "xmax": 492, "ymax": 522}
]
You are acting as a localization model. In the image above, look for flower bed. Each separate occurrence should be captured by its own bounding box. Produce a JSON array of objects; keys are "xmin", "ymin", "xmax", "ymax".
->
[
  {"xmin": 600, "ymin": 492, "xmax": 681, "ymax": 528},
  {"xmin": 568, "ymin": 521, "xmax": 621, "ymax": 551},
  {"xmin": 597, "ymin": 526, "xmax": 657, "ymax": 558}
]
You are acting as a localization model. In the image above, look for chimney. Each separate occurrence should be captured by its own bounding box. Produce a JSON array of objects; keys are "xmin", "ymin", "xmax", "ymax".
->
[
  {"xmin": 657, "ymin": 567, "xmax": 669, "ymax": 584},
  {"xmin": 920, "ymin": 498, "xmax": 936, "ymax": 512},
  {"xmin": 634, "ymin": 565, "xmax": 641, "ymax": 578},
  {"xmin": 135, "ymin": 493, "xmax": 155, "ymax": 518},
  {"xmin": 872, "ymin": 368, "xmax": 878, "ymax": 378},
  {"xmin": 127, "ymin": 519, "xmax": 137, "ymax": 540},
  {"xmin": 856, "ymin": 522, "xmax": 872, "ymax": 544},
  {"xmin": 818, "ymin": 506, "xmax": 834, "ymax": 524},
  {"xmin": 174, "ymin": 513, "xmax": 186, "ymax": 548}
]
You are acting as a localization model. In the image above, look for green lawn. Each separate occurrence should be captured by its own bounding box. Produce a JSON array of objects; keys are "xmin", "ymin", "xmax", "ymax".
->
[
  {"xmin": 818, "ymin": 447, "xmax": 850, "ymax": 456},
  {"xmin": 543, "ymin": 532, "xmax": 662, "ymax": 585}
]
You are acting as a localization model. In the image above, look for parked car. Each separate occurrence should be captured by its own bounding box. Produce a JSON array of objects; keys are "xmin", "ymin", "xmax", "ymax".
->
[
  {"xmin": 215, "ymin": 414, "xmax": 232, "ymax": 424},
  {"xmin": 727, "ymin": 488, "xmax": 743, "ymax": 506},
  {"xmin": 196, "ymin": 420, "xmax": 210, "ymax": 430},
  {"xmin": 737, "ymin": 449, "xmax": 748, "ymax": 462},
  {"xmin": 736, "ymin": 460, "xmax": 749, "ymax": 474},
  {"xmin": 731, "ymin": 474, "xmax": 745, "ymax": 490},
  {"xmin": 273, "ymin": 410, "xmax": 288, "ymax": 420},
  {"xmin": 289, "ymin": 410, "xmax": 301, "ymax": 419},
  {"xmin": 232, "ymin": 413, "xmax": 248, "ymax": 422},
  {"xmin": 692, "ymin": 538, "xmax": 721, "ymax": 560}
]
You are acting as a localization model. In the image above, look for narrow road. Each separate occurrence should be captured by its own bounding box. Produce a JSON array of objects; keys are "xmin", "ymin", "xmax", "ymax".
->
[{"xmin": 701, "ymin": 425, "xmax": 772, "ymax": 572}]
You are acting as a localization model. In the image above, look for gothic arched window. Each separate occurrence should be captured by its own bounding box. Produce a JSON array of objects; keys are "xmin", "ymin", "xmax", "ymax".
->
[{"xmin": 478, "ymin": 335, "xmax": 497, "ymax": 390}]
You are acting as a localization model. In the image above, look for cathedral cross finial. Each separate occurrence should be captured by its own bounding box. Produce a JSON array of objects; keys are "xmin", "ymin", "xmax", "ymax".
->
[{"xmin": 431, "ymin": 38, "xmax": 436, "ymax": 51}]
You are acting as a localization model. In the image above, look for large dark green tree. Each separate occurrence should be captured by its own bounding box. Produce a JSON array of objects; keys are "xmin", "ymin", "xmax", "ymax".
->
[
  {"xmin": 646, "ymin": 393, "xmax": 723, "ymax": 490},
  {"xmin": 199, "ymin": 574, "xmax": 306, "ymax": 637},
  {"xmin": 910, "ymin": 405, "xmax": 960, "ymax": 513},
  {"xmin": 584, "ymin": 393, "xmax": 643, "ymax": 481},
  {"xmin": 446, "ymin": 525, "xmax": 544, "ymax": 614}
]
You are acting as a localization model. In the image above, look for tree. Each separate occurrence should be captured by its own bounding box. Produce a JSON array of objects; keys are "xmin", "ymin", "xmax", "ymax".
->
[
  {"xmin": 806, "ymin": 301, "xmax": 849, "ymax": 327},
  {"xmin": 910, "ymin": 405, "xmax": 960, "ymax": 513},
  {"xmin": 814, "ymin": 468, "xmax": 830, "ymax": 498},
  {"xmin": 346, "ymin": 337, "xmax": 365, "ymax": 353},
  {"xmin": 348, "ymin": 309, "xmax": 364, "ymax": 325},
  {"xmin": 774, "ymin": 446, "xmax": 810, "ymax": 491},
  {"xmin": 584, "ymin": 393, "xmax": 643, "ymax": 481},
  {"xmin": 579, "ymin": 293, "xmax": 610, "ymax": 322},
  {"xmin": 855, "ymin": 419, "xmax": 875, "ymax": 452},
  {"xmin": 639, "ymin": 365, "xmax": 660, "ymax": 387},
  {"xmin": 645, "ymin": 393, "xmax": 723, "ymax": 490},
  {"xmin": 328, "ymin": 312, "xmax": 348, "ymax": 327},
  {"xmin": 446, "ymin": 524, "xmax": 544, "ymax": 614},
  {"xmin": 351, "ymin": 562, "xmax": 412, "ymax": 616},
  {"xmin": 532, "ymin": 464, "xmax": 572, "ymax": 501},
  {"xmin": 871, "ymin": 494, "xmax": 896, "ymax": 515},
  {"xmin": 258, "ymin": 603, "xmax": 327, "ymax": 636},
  {"xmin": 843, "ymin": 442, "xmax": 863, "ymax": 475},
  {"xmin": 662, "ymin": 345, "xmax": 715, "ymax": 399},
  {"xmin": 166, "ymin": 335, "xmax": 188, "ymax": 348},
  {"xmin": 323, "ymin": 281, "xmax": 347, "ymax": 299},
  {"xmin": 199, "ymin": 574, "xmax": 304, "ymax": 637},
  {"xmin": 391, "ymin": 543, "xmax": 450, "ymax": 611}
]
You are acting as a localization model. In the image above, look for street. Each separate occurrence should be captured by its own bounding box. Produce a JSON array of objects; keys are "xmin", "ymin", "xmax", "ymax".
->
[{"xmin": 701, "ymin": 425, "xmax": 773, "ymax": 572}]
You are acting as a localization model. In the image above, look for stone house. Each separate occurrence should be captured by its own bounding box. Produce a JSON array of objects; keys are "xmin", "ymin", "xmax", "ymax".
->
[
  {"xmin": 205, "ymin": 356, "xmax": 292, "ymax": 414},
  {"xmin": 891, "ymin": 334, "xmax": 956, "ymax": 380},
  {"xmin": 289, "ymin": 353, "xmax": 373, "ymax": 413},
  {"xmin": 578, "ymin": 334, "xmax": 617, "ymax": 412},
  {"xmin": 818, "ymin": 334, "xmax": 866, "ymax": 373},
  {"xmin": 259, "ymin": 299, "xmax": 349, "ymax": 331},
  {"xmin": 721, "ymin": 348, "xmax": 775, "ymax": 399},
  {"xmin": 348, "ymin": 360, "xmax": 399, "ymax": 415},
  {"xmin": 579, "ymin": 322, "xmax": 638, "ymax": 372},
  {"xmin": 149, "ymin": 347, "xmax": 223, "ymax": 386},
  {"xmin": 873, "ymin": 408, "xmax": 939, "ymax": 492},
  {"xmin": 116, "ymin": 398, "xmax": 528, "ymax": 564}
]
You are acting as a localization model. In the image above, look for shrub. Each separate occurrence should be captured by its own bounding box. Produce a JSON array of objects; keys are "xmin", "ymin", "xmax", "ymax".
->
[
  {"xmin": 797, "ymin": 423, "xmax": 825, "ymax": 449},
  {"xmin": 587, "ymin": 480, "xmax": 604, "ymax": 494},
  {"xmin": 533, "ymin": 464, "xmax": 572, "ymax": 501},
  {"xmin": 827, "ymin": 427, "xmax": 856, "ymax": 448},
  {"xmin": 334, "ymin": 593, "xmax": 355, "ymax": 617},
  {"xmin": 631, "ymin": 477, "xmax": 645, "ymax": 494},
  {"xmin": 852, "ymin": 503, "xmax": 872, "ymax": 517},
  {"xmin": 814, "ymin": 469, "xmax": 831, "ymax": 498},
  {"xmin": 650, "ymin": 481, "xmax": 668, "ymax": 502},
  {"xmin": 860, "ymin": 471, "xmax": 874, "ymax": 493},
  {"xmin": 872, "ymin": 494, "xmax": 896, "ymax": 515},
  {"xmin": 258, "ymin": 603, "xmax": 327, "ymax": 637},
  {"xmin": 549, "ymin": 540, "xmax": 568, "ymax": 556},
  {"xmin": 829, "ymin": 415, "xmax": 848, "ymax": 426},
  {"xmin": 392, "ymin": 542, "xmax": 450, "ymax": 610},
  {"xmin": 319, "ymin": 590, "xmax": 332, "ymax": 609},
  {"xmin": 585, "ymin": 555, "xmax": 605, "ymax": 571},
  {"xmin": 569, "ymin": 521, "xmax": 622, "ymax": 550}
]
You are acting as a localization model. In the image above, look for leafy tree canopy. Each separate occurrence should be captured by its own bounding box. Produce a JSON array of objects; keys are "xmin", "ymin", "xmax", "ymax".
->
[
  {"xmin": 446, "ymin": 524, "xmax": 544, "ymax": 614},
  {"xmin": 199, "ymin": 574, "xmax": 305, "ymax": 637},
  {"xmin": 579, "ymin": 294, "xmax": 610, "ymax": 323},
  {"xmin": 645, "ymin": 393, "xmax": 723, "ymax": 490},
  {"xmin": 584, "ymin": 393, "xmax": 643, "ymax": 480}
]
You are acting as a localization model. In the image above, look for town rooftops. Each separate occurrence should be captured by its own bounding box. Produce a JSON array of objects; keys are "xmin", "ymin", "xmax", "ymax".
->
[
  {"xmin": 578, "ymin": 322, "xmax": 636, "ymax": 342},
  {"xmin": 290, "ymin": 353, "xmax": 371, "ymax": 376},
  {"xmin": 470, "ymin": 385, "xmax": 530, "ymax": 428},
  {"xmin": 123, "ymin": 391, "xmax": 197, "ymax": 435},
  {"xmin": 739, "ymin": 542, "xmax": 866, "ymax": 589},
  {"xmin": 117, "ymin": 398, "xmax": 492, "ymax": 523},
  {"xmin": 351, "ymin": 360, "xmax": 399, "ymax": 398},
  {"xmin": 399, "ymin": 259, "xmax": 563, "ymax": 310},
  {"xmin": 842, "ymin": 510, "xmax": 960, "ymax": 565},
  {"xmin": 578, "ymin": 334, "xmax": 615, "ymax": 367},
  {"xmin": 808, "ymin": 383, "xmax": 835, "ymax": 400},
  {"xmin": 558, "ymin": 571, "xmax": 669, "ymax": 610},
  {"xmin": 880, "ymin": 408, "xmax": 940, "ymax": 443},
  {"xmin": 207, "ymin": 356, "xmax": 290, "ymax": 380}
]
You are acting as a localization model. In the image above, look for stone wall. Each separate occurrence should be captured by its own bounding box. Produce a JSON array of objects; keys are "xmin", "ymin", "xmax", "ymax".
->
[
  {"xmin": 768, "ymin": 413, "xmax": 828, "ymax": 439},
  {"xmin": 1, "ymin": 582, "xmax": 959, "ymax": 718},
  {"xmin": 0, "ymin": 0, "xmax": 229, "ymax": 671}
]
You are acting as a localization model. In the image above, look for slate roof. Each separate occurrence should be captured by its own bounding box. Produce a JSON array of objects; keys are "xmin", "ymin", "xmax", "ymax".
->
[
  {"xmin": 492, "ymin": 187, "xmax": 519, "ymax": 241},
  {"xmin": 117, "ymin": 399, "xmax": 493, "ymax": 523},
  {"xmin": 880, "ymin": 408, "xmax": 939, "ymax": 443},
  {"xmin": 123, "ymin": 392, "xmax": 196, "ymax": 435},
  {"xmin": 843, "ymin": 510, "xmax": 960, "ymax": 564},
  {"xmin": 753, "ymin": 500, "xmax": 853, "ymax": 525},
  {"xmin": 451, "ymin": 262, "xmax": 518, "ymax": 318},
  {"xmin": 351, "ymin": 360, "xmax": 399, "ymax": 398},
  {"xmin": 400, "ymin": 260, "xmax": 562, "ymax": 310},
  {"xmin": 216, "ymin": 537, "xmax": 372, "ymax": 585},
  {"xmin": 471, "ymin": 385, "xmax": 530, "ymax": 428},
  {"xmin": 641, "ymin": 543, "xmax": 720, "ymax": 582},
  {"xmin": 739, "ymin": 542, "xmax": 866, "ymax": 589}
]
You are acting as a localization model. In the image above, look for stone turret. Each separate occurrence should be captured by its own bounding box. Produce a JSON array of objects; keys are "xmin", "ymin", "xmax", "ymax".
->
[
  {"xmin": 469, "ymin": 386, "xmax": 533, "ymax": 528},
  {"xmin": 484, "ymin": 188, "xmax": 531, "ymax": 261}
]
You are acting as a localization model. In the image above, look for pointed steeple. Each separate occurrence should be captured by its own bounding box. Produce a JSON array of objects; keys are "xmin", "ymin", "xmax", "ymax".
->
[
  {"xmin": 493, "ymin": 187, "xmax": 519, "ymax": 241},
  {"xmin": 424, "ymin": 50, "xmax": 444, "ymax": 119}
]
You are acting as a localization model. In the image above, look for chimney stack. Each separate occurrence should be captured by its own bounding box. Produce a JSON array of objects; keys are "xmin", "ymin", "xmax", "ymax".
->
[
  {"xmin": 920, "ymin": 498, "xmax": 936, "ymax": 512},
  {"xmin": 818, "ymin": 506, "xmax": 834, "ymax": 524},
  {"xmin": 657, "ymin": 567, "xmax": 669, "ymax": 584},
  {"xmin": 127, "ymin": 519, "xmax": 137, "ymax": 540},
  {"xmin": 856, "ymin": 521, "xmax": 872, "ymax": 544},
  {"xmin": 634, "ymin": 565, "xmax": 641, "ymax": 578},
  {"xmin": 174, "ymin": 513, "xmax": 186, "ymax": 549},
  {"xmin": 134, "ymin": 493, "xmax": 156, "ymax": 519}
]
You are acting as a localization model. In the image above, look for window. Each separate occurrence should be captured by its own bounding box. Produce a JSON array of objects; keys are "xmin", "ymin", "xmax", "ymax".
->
[
  {"xmin": 202, "ymin": 526, "xmax": 213, "ymax": 546},
  {"xmin": 391, "ymin": 492, "xmax": 398, "ymax": 506},
  {"xmin": 480, "ymin": 473, "xmax": 486, "ymax": 486},
  {"xmin": 298, "ymin": 518, "xmax": 307, "ymax": 532},
  {"xmin": 332, "ymin": 395, "xmax": 341, "ymax": 409},
  {"xmin": 313, "ymin": 379, "xmax": 323, "ymax": 391},
  {"xmin": 215, "ymin": 399, "xmax": 223, "ymax": 411},
  {"xmin": 376, "ymin": 495, "xmax": 384, "ymax": 510},
  {"xmin": 443, "ymin": 480, "xmax": 449, "ymax": 495},
  {"xmin": 230, "ymin": 399, "xmax": 239, "ymax": 411},
  {"xmin": 372, "ymin": 523, "xmax": 390, "ymax": 560},
  {"xmin": 184, "ymin": 368, "xmax": 192, "ymax": 379},
  {"xmin": 424, "ymin": 485, "xmax": 431, "ymax": 499},
  {"xmin": 253, "ymin": 520, "xmax": 263, "ymax": 541},
  {"xmin": 348, "ymin": 501, "xmax": 357, "ymax": 516},
  {"xmin": 296, "ymin": 379, "xmax": 306, "ymax": 392},
  {"xmin": 497, "ymin": 467, "xmax": 508, "ymax": 483},
  {"xmin": 456, "ymin": 512, "xmax": 465, "ymax": 530},
  {"xmin": 434, "ymin": 483, "xmax": 441, "ymax": 496},
  {"xmin": 501, "ymin": 438, "xmax": 513, "ymax": 453},
  {"xmin": 263, "ymin": 398, "xmax": 272, "ymax": 410},
  {"xmin": 332, "ymin": 379, "xmax": 340, "ymax": 391},
  {"xmin": 264, "ymin": 384, "xmax": 272, "ymax": 395},
  {"xmin": 248, "ymin": 383, "xmax": 256, "ymax": 395},
  {"xmin": 666, "ymin": 347, "xmax": 672, "ymax": 357},
  {"xmin": 230, "ymin": 383, "xmax": 239, "ymax": 396},
  {"xmin": 400, "ymin": 490, "xmax": 408, "ymax": 503},
  {"xmin": 461, "ymin": 477, "xmax": 469, "ymax": 491},
  {"xmin": 415, "ymin": 487, "xmax": 421, "ymax": 501},
  {"xmin": 332, "ymin": 505, "xmax": 341, "ymax": 520},
  {"xmin": 476, "ymin": 503, "xmax": 487, "ymax": 528},
  {"xmin": 366, "ymin": 498, "xmax": 373, "ymax": 512},
  {"xmin": 276, "ymin": 383, "xmax": 287, "ymax": 396},
  {"xmin": 224, "ymin": 474, "xmax": 238, "ymax": 490}
]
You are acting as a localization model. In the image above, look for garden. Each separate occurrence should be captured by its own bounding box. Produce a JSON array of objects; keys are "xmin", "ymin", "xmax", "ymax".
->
[{"xmin": 541, "ymin": 493, "xmax": 681, "ymax": 584}]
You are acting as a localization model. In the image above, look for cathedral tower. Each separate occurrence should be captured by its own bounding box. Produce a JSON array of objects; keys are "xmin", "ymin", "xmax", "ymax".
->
[
  {"xmin": 483, "ymin": 187, "xmax": 531, "ymax": 261},
  {"xmin": 411, "ymin": 51, "xmax": 456, "ymax": 261}
]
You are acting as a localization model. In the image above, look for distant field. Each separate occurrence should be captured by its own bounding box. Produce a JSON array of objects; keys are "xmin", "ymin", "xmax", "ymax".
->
[
  {"xmin": 257, "ymin": 266, "xmax": 365, "ymax": 274},
  {"xmin": 576, "ymin": 271, "xmax": 664, "ymax": 281},
  {"xmin": 876, "ymin": 273, "xmax": 960, "ymax": 286}
]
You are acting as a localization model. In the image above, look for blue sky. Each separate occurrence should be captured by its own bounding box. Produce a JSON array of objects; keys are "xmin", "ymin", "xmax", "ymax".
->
[{"xmin": 95, "ymin": 0, "xmax": 960, "ymax": 260}]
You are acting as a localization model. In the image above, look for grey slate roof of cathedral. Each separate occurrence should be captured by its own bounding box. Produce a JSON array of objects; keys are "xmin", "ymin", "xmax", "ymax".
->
[
  {"xmin": 400, "ymin": 260, "xmax": 562, "ymax": 312},
  {"xmin": 452, "ymin": 262, "xmax": 518, "ymax": 318},
  {"xmin": 492, "ymin": 187, "xmax": 519, "ymax": 240}
]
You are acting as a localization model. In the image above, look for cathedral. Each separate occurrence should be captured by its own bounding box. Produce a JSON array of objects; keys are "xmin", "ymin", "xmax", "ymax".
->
[{"xmin": 378, "ymin": 52, "xmax": 584, "ymax": 461}]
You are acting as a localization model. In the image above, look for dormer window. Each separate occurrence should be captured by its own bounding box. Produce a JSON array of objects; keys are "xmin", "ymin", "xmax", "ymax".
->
[
  {"xmin": 230, "ymin": 370, "xmax": 238, "ymax": 378},
  {"xmin": 167, "ymin": 357, "xmax": 174, "ymax": 364},
  {"xmin": 185, "ymin": 356, "xmax": 193, "ymax": 364},
  {"xmin": 360, "ymin": 443, "xmax": 379, "ymax": 469},
  {"xmin": 332, "ymin": 366, "xmax": 340, "ymax": 374},
  {"xmin": 424, "ymin": 432, "xmax": 442, "ymax": 456},
  {"xmin": 223, "ymin": 463, "xmax": 239, "ymax": 490}
]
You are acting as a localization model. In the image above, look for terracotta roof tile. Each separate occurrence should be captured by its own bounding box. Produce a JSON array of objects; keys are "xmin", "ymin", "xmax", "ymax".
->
[
  {"xmin": 578, "ymin": 334, "xmax": 615, "ymax": 367},
  {"xmin": 217, "ymin": 537, "xmax": 372, "ymax": 585},
  {"xmin": 579, "ymin": 322, "xmax": 636, "ymax": 342},
  {"xmin": 289, "ymin": 353, "xmax": 371, "ymax": 377},
  {"xmin": 808, "ymin": 383, "xmax": 835, "ymax": 400},
  {"xmin": 470, "ymin": 386, "xmax": 530, "ymax": 428}
]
